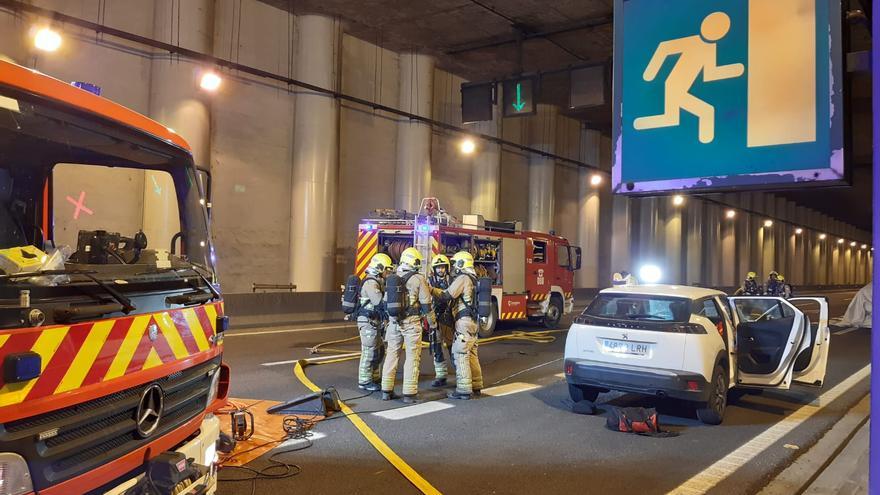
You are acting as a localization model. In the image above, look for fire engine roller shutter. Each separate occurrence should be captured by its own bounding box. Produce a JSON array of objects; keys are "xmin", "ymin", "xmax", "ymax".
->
[{"xmin": 502, "ymin": 238, "xmax": 525, "ymax": 293}]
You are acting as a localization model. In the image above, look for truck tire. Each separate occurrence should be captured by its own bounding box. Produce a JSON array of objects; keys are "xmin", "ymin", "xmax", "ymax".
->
[
  {"xmin": 543, "ymin": 296, "xmax": 563, "ymax": 329},
  {"xmin": 478, "ymin": 300, "xmax": 498, "ymax": 338},
  {"xmin": 568, "ymin": 384, "xmax": 600, "ymax": 403},
  {"xmin": 696, "ymin": 365, "xmax": 728, "ymax": 425}
]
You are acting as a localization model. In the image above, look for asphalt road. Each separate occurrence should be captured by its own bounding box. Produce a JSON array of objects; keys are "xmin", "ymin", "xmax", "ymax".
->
[{"xmin": 216, "ymin": 289, "xmax": 867, "ymax": 495}]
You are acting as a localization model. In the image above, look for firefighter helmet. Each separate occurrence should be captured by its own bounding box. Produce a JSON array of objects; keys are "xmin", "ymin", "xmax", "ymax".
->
[
  {"xmin": 431, "ymin": 254, "xmax": 450, "ymax": 269},
  {"xmin": 769, "ymin": 270, "xmax": 779, "ymax": 278},
  {"xmin": 399, "ymin": 247, "xmax": 424, "ymax": 270},
  {"xmin": 451, "ymin": 251, "xmax": 474, "ymax": 272},
  {"xmin": 366, "ymin": 253, "xmax": 394, "ymax": 276},
  {"xmin": 778, "ymin": 274, "xmax": 785, "ymax": 282},
  {"xmin": 746, "ymin": 271, "xmax": 757, "ymax": 280}
]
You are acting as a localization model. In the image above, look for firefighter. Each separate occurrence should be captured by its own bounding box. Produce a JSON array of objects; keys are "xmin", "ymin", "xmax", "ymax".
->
[
  {"xmin": 428, "ymin": 254, "xmax": 454, "ymax": 387},
  {"xmin": 433, "ymin": 251, "xmax": 484, "ymax": 400},
  {"xmin": 381, "ymin": 247, "xmax": 437, "ymax": 404},
  {"xmin": 766, "ymin": 271, "xmax": 782, "ymax": 296},
  {"xmin": 737, "ymin": 271, "xmax": 762, "ymax": 296},
  {"xmin": 356, "ymin": 253, "xmax": 393, "ymax": 391}
]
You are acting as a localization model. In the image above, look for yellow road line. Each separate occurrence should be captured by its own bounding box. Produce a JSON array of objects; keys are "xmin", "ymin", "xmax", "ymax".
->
[{"xmin": 293, "ymin": 358, "xmax": 442, "ymax": 495}]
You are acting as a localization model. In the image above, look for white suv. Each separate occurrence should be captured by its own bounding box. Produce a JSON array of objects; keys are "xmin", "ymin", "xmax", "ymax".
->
[{"xmin": 563, "ymin": 285, "xmax": 829, "ymax": 424}]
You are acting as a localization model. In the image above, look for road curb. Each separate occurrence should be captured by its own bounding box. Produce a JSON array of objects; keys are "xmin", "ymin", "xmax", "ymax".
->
[{"xmin": 757, "ymin": 393, "xmax": 870, "ymax": 495}]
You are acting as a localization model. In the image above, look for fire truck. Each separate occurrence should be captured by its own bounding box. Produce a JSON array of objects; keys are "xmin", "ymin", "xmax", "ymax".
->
[
  {"xmin": 0, "ymin": 61, "xmax": 228, "ymax": 494},
  {"xmin": 355, "ymin": 198, "xmax": 581, "ymax": 336}
]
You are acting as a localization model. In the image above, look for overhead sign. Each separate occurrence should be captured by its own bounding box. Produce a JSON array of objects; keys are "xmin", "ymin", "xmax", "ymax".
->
[
  {"xmin": 612, "ymin": 0, "xmax": 845, "ymax": 194},
  {"xmin": 502, "ymin": 78, "xmax": 536, "ymax": 117},
  {"xmin": 461, "ymin": 82, "xmax": 495, "ymax": 123}
]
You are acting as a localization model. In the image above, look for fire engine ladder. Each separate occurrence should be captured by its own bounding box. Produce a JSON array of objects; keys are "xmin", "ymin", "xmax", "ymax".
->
[{"xmin": 413, "ymin": 198, "xmax": 442, "ymax": 275}]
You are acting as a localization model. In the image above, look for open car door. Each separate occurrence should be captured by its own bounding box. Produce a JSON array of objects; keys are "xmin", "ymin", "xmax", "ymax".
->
[
  {"xmin": 788, "ymin": 297, "xmax": 830, "ymax": 387},
  {"xmin": 727, "ymin": 297, "xmax": 811, "ymax": 390}
]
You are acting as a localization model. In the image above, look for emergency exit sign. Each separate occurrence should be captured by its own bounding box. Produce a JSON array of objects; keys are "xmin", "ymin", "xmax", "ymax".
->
[
  {"xmin": 612, "ymin": 0, "xmax": 846, "ymax": 194},
  {"xmin": 502, "ymin": 78, "xmax": 536, "ymax": 117}
]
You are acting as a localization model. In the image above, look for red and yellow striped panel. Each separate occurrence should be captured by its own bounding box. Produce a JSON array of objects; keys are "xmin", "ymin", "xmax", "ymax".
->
[
  {"xmin": 0, "ymin": 302, "xmax": 223, "ymax": 409},
  {"xmin": 532, "ymin": 293, "xmax": 546, "ymax": 301},
  {"xmin": 500, "ymin": 311, "xmax": 526, "ymax": 320},
  {"xmin": 431, "ymin": 236, "xmax": 441, "ymax": 256},
  {"xmin": 355, "ymin": 229, "xmax": 379, "ymax": 279}
]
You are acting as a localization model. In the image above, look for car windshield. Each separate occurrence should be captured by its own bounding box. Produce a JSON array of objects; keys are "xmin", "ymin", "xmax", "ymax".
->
[
  {"xmin": 584, "ymin": 293, "xmax": 691, "ymax": 322},
  {"xmin": 0, "ymin": 84, "xmax": 214, "ymax": 295}
]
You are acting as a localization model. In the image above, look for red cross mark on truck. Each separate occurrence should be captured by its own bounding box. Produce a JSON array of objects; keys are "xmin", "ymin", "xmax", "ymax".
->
[{"xmin": 66, "ymin": 191, "xmax": 94, "ymax": 219}]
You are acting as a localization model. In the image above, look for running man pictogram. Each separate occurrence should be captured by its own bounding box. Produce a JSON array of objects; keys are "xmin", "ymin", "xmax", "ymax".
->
[{"xmin": 633, "ymin": 12, "xmax": 745, "ymax": 144}]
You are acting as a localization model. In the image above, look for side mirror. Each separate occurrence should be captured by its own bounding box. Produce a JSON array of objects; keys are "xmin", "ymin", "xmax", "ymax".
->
[{"xmin": 195, "ymin": 166, "xmax": 212, "ymax": 221}]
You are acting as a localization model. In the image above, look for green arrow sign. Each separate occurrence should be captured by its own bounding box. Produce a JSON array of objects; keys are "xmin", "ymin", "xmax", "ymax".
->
[{"xmin": 512, "ymin": 82, "xmax": 526, "ymax": 112}]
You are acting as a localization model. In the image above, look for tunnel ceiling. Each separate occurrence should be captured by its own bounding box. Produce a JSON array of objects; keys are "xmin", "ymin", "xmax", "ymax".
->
[{"xmin": 259, "ymin": 0, "xmax": 873, "ymax": 232}]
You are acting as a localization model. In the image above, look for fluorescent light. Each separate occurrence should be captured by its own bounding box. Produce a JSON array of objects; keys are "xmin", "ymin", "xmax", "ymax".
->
[
  {"xmin": 725, "ymin": 209, "xmax": 736, "ymax": 219},
  {"xmin": 861, "ymin": 244, "xmax": 868, "ymax": 249},
  {"xmin": 850, "ymin": 241, "xmax": 857, "ymax": 247},
  {"xmin": 590, "ymin": 174, "xmax": 602, "ymax": 186},
  {"xmin": 459, "ymin": 138, "xmax": 476, "ymax": 155},
  {"xmin": 819, "ymin": 234, "xmax": 827, "ymax": 240},
  {"xmin": 837, "ymin": 238, "xmax": 845, "ymax": 244},
  {"xmin": 672, "ymin": 195, "xmax": 684, "ymax": 206},
  {"xmin": 34, "ymin": 27, "xmax": 62, "ymax": 52},
  {"xmin": 794, "ymin": 228, "xmax": 803, "ymax": 235},
  {"xmin": 763, "ymin": 220, "xmax": 773, "ymax": 228}
]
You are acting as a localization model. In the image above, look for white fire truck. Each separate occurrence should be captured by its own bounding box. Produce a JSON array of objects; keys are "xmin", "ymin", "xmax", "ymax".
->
[{"xmin": 354, "ymin": 199, "xmax": 581, "ymax": 336}]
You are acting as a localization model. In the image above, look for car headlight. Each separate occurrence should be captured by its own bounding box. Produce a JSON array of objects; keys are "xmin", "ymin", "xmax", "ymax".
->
[
  {"xmin": 0, "ymin": 453, "xmax": 33, "ymax": 495},
  {"xmin": 206, "ymin": 367, "xmax": 221, "ymax": 409}
]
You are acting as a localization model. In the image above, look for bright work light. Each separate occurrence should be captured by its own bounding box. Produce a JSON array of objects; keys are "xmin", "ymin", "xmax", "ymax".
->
[{"xmin": 638, "ymin": 264, "xmax": 662, "ymax": 284}]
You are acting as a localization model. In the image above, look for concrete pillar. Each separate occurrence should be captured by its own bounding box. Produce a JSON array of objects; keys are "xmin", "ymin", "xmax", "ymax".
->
[
  {"xmin": 686, "ymin": 201, "xmax": 704, "ymax": 285},
  {"xmin": 609, "ymin": 195, "xmax": 632, "ymax": 283},
  {"xmin": 705, "ymin": 203, "xmax": 722, "ymax": 287},
  {"xmin": 793, "ymin": 206, "xmax": 808, "ymax": 284},
  {"xmin": 734, "ymin": 195, "xmax": 752, "ymax": 285},
  {"xmin": 395, "ymin": 52, "xmax": 434, "ymax": 211},
  {"xmin": 663, "ymin": 200, "xmax": 683, "ymax": 284},
  {"xmin": 146, "ymin": 0, "xmax": 213, "ymax": 250},
  {"xmin": 528, "ymin": 104, "xmax": 558, "ymax": 232},
  {"xmin": 775, "ymin": 197, "xmax": 788, "ymax": 277},
  {"xmin": 290, "ymin": 15, "xmax": 340, "ymax": 291},
  {"xmin": 720, "ymin": 194, "xmax": 737, "ymax": 287},
  {"xmin": 577, "ymin": 129, "xmax": 602, "ymax": 288},
  {"xmin": 637, "ymin": 197, "xmax": 662, "ymax": 268},
  {"xmin": 760, "ymin": 196, "xmax": 776, "ymax": 279},
  {"xmin": 469, "ymin": 101, "xmax": 501, "ymax": 220}
]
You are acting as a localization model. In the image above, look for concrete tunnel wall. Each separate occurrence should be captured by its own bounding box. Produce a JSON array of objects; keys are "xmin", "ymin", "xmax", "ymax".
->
[{"xmin": 0, "ymin": 0, "xmax": 871, "ymax": 297}]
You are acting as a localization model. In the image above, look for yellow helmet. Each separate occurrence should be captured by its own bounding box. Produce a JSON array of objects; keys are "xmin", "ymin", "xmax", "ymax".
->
[
  {"xmin": 778, "ymin": 274, "xmax": 785, "ymax": 282},
  {"xmin": 432, "ymin": 254, "xmax": 450, "ymax": 269},
  {"xmin": 451, "ymin": 251, "xmax": 474, "ymax": 272},
  {"xmin": 366, "ymin": 253, "xmax": 393, "ymax": 276},
  {"xmin": 747, "ymin": 271, "xmax": 757, "ymax": 280},
  {"xmin": 399, "ymin": 247, "xmax": 424, "ymax": 270}
]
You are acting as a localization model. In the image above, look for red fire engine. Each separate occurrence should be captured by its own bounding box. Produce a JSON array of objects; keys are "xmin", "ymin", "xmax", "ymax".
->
[{"xmin": 355, "ymin": 198, "xmax": 581, "ymax": 336}]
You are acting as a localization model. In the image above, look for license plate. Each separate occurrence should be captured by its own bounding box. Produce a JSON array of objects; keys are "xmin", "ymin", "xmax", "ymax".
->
[{"xmin": 600, "ymin": 339, "xmax": 653, "ymax": 357}]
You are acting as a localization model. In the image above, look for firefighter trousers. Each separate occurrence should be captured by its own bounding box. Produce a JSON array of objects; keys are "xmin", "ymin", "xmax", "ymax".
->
[
  {"xmin": 451, "ymin": 317, "xmax": 483, "ymax": 394},
  {"xmin": 432, "ymin": 322, "xmax": 455, "ymax": 380},
  {"xmin": 381, "ymin": 318, "xmax": 423, "ymax": 396},
  {"xmin": 357, "ymin": 319, "xmax": 385, "ymax": 385}
]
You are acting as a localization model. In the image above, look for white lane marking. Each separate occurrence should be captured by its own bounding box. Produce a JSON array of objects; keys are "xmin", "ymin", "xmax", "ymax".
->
[
  {"xmin": 481, "ymin": 382, "xmax": 541, "ymax": 397},
  {"xmin": 226, "ymin": 324, "xmax": 355, "ymax": 337},
  {"xmin": 260, "ymin": 353, "xmax": 358, "ymax": 367},
  {"xmin": 668, "ymin": 364, "xmax": 871, "ymax": 495},
  {"xmin": 275, "ymin": 432, "xmax": 327, "ymax": 449},
  {"xmin": 372, "ymin": 401, "xmax": 455, "ymax": 420},
  {"xmin": 833, "ymin": 326, "xmax": 863, "ymax": 336}
]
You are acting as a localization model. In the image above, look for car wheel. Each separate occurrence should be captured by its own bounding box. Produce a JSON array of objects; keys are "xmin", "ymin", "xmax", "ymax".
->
[
  {"xmin": 543, "ymin": 296, "xmax": 563, "ymax": 329},
  {"xmin": 696, "ymin": 365, "xmax": 728, "ymax": 425},
  {"xmin": 478, "ymin": 300, "xmax": 498, "ymax": 338},
  {"xmin": 568, "ymin": 384, "xmax": 600, "ymax": 403}
]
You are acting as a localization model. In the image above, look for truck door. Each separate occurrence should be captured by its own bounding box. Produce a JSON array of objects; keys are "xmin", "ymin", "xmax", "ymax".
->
[
  {"xmin": 528, "ymin": 238, "xmax": 549, "ymax": 296},
  {"xmin": 727, "ymin": 297, "xmax": 812, "ymax": 390},
  {"xmin": 553, "ymin": 242, "xmax": 573, "ymax": 290},
  {"xmin": 788, "ymin": 297, "xmax": 831, "ymax": 387}
]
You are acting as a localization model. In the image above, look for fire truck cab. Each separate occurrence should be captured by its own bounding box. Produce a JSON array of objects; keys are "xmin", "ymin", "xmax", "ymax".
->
[{"xmin": 356, "ymin": 199, "xmax": 581, "ymax": 336}]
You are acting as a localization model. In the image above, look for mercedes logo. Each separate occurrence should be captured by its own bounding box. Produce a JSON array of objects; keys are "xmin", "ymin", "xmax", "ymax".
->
[{"xmin": 135, "ymin": 384, "xmax": 164, "ymax": 438}]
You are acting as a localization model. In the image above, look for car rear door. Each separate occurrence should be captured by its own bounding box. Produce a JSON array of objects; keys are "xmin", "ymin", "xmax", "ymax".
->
[
  {"xmin": 727, "ymin": 296, "xmax": 810, "ymax": 389},
  {"xmin": 788, "ymin": 297, "xmax": 830, "ymax": 387}
]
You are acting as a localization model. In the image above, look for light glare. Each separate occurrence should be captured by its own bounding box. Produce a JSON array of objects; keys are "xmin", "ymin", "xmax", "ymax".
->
[
  {"xmin": 34, "ymin": 27, "xmax": 62, "ymax": 52},
  {"xmin": 672, "ymin": 195, "xmax": 684, "ymax": 206},
  {"xmin": 819, "ymin": 234, "xmax": 827, "ymax": 240},
  {"xmin": 459, "ymin": 138, "xmax": 476, "ymax": 155},
  {"xmin": 763, "ymin": 220, "xmax": 773, "ymax": 228},
  {"xmin": 725, "ymin": 209, "xmax": 736, "ymax": 219},
  {"xmin": 200, "ymin": 71, "xmax": 222, "ymax": 92},
  {"xmin": 590, "ymin": 174, "xmax": 602, "ymax": 186},
  {"xmin": 795, "ymin": 228, "xmax": 803, "ymax": 235},
  {"xmin": 638, "ymin": 264, "xmax": 662, "ymax": 284}
]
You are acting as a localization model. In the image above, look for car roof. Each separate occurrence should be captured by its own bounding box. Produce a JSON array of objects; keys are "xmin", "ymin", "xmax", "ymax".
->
[
  {"xmin": 0, "ymin": 59, "xmax": 191, "ymax": 152},
  {"xmin": 599, "ymin": 284, "xmax": 726, "ymax": 300}
]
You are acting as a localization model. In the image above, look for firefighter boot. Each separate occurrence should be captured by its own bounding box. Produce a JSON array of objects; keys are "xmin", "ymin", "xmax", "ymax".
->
[{"xmin": 446, "ymin": 391, "xmax": 471, "ymax": 400}]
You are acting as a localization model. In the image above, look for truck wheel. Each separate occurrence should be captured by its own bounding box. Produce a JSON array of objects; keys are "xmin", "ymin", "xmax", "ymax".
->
[
  {"xmin": 478, "ymin": 300, "xmax": 498, "ymax": 338},
  {"xmin": 568, "ymin": 384, "xmax": 600, "ymax": 403},
  {"xmin": 543, "ymin": 296, "xmax": 563, "ymax": 329},
  {"xmin": 696, "ymin": 365, "xmax": 728, "ymax": 425}
]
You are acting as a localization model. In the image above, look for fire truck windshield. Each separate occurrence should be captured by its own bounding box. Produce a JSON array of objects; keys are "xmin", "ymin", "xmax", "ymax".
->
[{"xmin": 0, "ymin": 84, "xmax": 214, "ymax": 292}]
